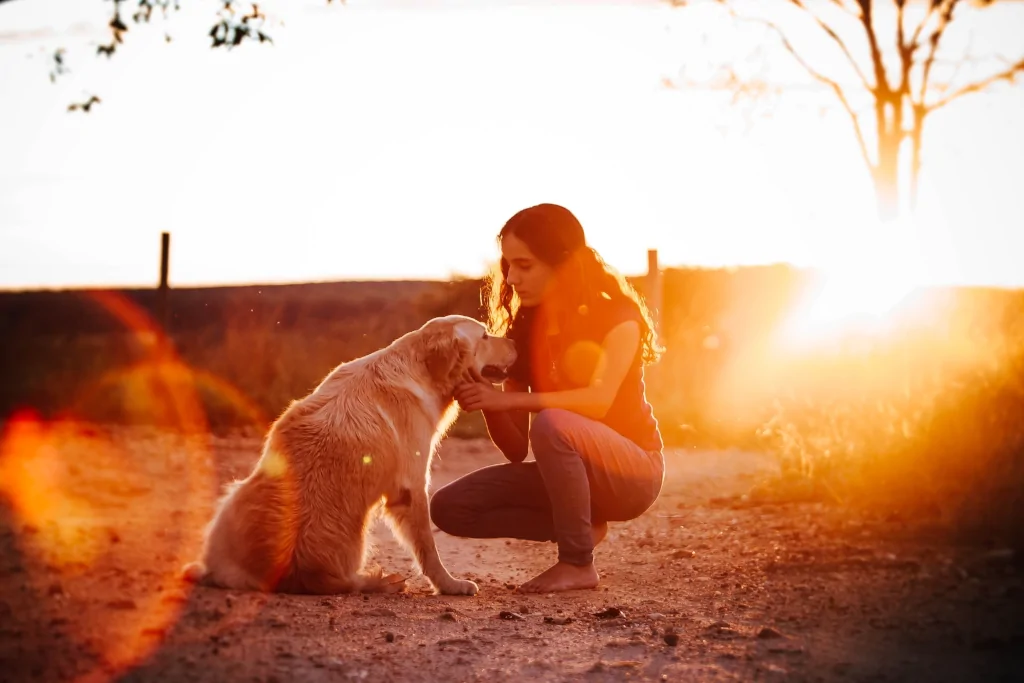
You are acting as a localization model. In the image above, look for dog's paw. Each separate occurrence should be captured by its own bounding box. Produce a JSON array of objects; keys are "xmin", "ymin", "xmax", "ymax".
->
[
  {"xmin": 438, "ymin": 578, "xmax": 479, "ymax": 596},
  {"xmin": 380, "ymin": 573, "xmax": 408, "ymax": 594}
]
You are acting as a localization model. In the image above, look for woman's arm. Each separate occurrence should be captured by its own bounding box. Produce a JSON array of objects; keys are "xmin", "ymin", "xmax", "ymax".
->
[
  {"xmin": 456, "ymin": 320, "xmax": 641, "ymax": 422},
  {"xmin": 480, "ymin": 378, "xmax": 530, "ymax": 463},
  {"xmin": 503, "ymin": 320, "xmax": 640, "ymax": 420}
]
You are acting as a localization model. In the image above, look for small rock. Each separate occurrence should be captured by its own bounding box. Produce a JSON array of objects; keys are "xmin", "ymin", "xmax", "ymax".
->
[
  {"xmin": 268, "ymin": 617, "xmax": 288, "ymax": 629},
  {"xmin": 637, "ymin": 538, "xmax": 656, "ymax": 548},
  {"xmin": 319, "ymin": 598, "xmax": 334, "ymax": 607},
  {"xmin": 593, "ymin": 607, "xmax": 626, "ymax": 619},
  {"xmin": 663, "ymin": 633, "xmax": 680, "ymax": 646},
  {"xmin": 671, "ymin": 549, "xmax": 696, "ymax": 559},
  {"xmin": 498, "ymin": 610, "xmax": 524, "ymax": 621},
  {"xmin": 648, "ymin": 612, "xmax": 666, "ymax": 620},
  {"xmin": 384, "ymin": 632, "xmax": 396, "ymax": 643},
  {"xmin": 757, "ymin": 627, "xmax": 785, "ymax": 640},
  {"xmin": 504, "ymin": 583, "xmax": 517, "ymax": 590},
  {"xmin": 439, "ymin": 612, "xmax": 457, "ymax": 621}
]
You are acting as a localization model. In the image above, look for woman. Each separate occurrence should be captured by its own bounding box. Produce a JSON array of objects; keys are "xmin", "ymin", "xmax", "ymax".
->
[{"xmin": 429, "ymin": 203, "xmax": 665, "ymax": 593}]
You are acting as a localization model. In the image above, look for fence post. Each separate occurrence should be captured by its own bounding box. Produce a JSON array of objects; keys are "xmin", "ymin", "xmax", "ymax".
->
[
  {"xmin": 158, "ymin": 231, "xmax": 170, "ymax": 330},
  {"xmin": 646, "ymin": 248, "xmax": 662, "ymax": 341}
]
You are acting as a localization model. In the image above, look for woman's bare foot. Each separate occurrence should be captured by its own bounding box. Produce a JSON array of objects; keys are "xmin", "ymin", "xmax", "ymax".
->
[{"xmin": 517, "ymin": 562, "xmax": 600, "ymax": 594}]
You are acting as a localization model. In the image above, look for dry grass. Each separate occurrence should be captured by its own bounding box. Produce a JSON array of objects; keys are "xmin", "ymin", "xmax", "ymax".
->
[{"xmin": 1, "ymin": 269, "xmax": 1022, "ymax": 547}]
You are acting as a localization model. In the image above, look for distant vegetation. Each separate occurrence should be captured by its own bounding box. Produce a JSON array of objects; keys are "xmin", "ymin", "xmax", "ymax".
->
[{"xmin": 2, "ymin": 266, "xmax": 1022, "ymax": 549}]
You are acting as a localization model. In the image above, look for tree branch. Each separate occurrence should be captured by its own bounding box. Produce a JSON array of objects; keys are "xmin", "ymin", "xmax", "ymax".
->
[
  {"xmin": 787, "ymin": 0, "xmax": 873, "ymax": 92},
  {"xmin": 827, "ymin": 0, "xmax": 860, "ymax": 20},
  {"xmin": 895, "ymin": 0, "xmax": 913, "ymax": 94},
  {"xmin": 917, "ymin": 0, "xmax": 961, "ymax": 105},
  {"xmin": 855, "ymin": 0, "xmax": 889, "ymax": 95},
  {"xmin": 908, "ymin": 0, "xmax": 940, "ymax": 50},
  {"xmin": 724, "ymin": 6, "xmax": 874, "ymax": 172},
  {"xmin": 927, "ymin": 56, "xmax": 1024, "ymax": 112}
]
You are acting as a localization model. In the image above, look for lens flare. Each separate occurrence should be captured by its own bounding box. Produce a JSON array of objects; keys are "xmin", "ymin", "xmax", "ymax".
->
[{"xmin": 0, "ymin": 289, "xmax": 267, "ymax": 683}]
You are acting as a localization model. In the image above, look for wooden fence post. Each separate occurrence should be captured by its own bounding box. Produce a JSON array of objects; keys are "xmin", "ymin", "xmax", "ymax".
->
[
  {"xmin": 158, "ymin": 231, "xmax": 170, "ymax": 330},
  {"xmin": 646, "ymin": 248, "xmax": 662, "ymax": 341}
]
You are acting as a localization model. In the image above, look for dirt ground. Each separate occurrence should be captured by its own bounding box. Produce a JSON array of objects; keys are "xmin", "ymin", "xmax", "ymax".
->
[{"xmin": 1, "ymin": 426, "xmax": 1023, "ymax": 683}]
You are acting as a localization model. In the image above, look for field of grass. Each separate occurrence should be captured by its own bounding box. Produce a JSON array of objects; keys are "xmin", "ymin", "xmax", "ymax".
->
[{"xmin": 2, "ymin": 266, "xmax": 1022, "ymax": 549}]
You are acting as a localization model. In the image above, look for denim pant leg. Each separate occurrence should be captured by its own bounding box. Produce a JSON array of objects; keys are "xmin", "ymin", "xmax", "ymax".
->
[
  {"xmin": 529, "ymin": 409, "xmax": 665, "ymax": 567},
  {"xmin": 430, "ymin": 462, "xmax": 556, "ymax": 543}
]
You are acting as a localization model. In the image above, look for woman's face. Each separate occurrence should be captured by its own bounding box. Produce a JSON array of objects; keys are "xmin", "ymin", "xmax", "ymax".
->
[{"xmin": 501, "ymin": 232, "xmax": 556, "ymax": 308}]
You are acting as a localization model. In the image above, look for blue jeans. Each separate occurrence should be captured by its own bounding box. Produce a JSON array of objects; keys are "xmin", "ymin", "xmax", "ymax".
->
[{"xmin": 430, "ymin": 409, "xmax": 665, "ymax": 566}]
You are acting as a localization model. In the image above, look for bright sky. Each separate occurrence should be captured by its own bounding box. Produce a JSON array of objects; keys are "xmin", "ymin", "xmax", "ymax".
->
[{"xmin": 1, "ymin": 0, "xmax": 1022, "ymax": 290}]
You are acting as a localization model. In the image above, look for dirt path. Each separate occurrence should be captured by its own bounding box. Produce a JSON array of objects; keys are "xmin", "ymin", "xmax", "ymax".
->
[{"xmin": 1, "ymin": 426, "xmax": 1022, "ymax": 682}]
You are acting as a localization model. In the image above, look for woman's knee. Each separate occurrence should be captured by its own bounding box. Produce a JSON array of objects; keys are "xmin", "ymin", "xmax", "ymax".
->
[
  {"xmin": 428, "ymin": 484, "xmax": 462, "ymax": 534},
  {"xmin": 529, "ymin": 409, "xmax": 580, "ymax": 455}
]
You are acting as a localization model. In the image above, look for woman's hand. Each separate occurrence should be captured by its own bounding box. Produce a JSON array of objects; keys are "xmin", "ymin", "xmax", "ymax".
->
[{"xmin": 455, "ymin": 370, "xmax": 512, "ymax": 412}]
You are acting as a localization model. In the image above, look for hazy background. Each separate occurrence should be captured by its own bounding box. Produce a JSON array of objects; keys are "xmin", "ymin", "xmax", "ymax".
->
[{"xmin": 1, "ymin": 0, "xmax": 1022, "ymax": 289}]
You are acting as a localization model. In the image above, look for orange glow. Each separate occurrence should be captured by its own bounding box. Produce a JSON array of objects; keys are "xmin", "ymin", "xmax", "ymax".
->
[
  {"xmin": 0, "ymin": 289, "xmax": 270, "ymax": 683},
  {"xmin": 773, "ymin": 218, "xmax": 935, "ymax": 349}
]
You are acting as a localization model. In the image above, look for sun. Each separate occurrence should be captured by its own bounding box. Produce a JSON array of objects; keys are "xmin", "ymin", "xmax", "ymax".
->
[{"xmin": 775, "ymin": 217, "xmax": 930, "ymax": 349}]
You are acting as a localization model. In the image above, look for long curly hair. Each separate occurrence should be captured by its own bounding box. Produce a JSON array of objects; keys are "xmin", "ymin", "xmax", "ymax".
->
[{"xmin": 483, "ymin": 203, "xmax": 662, "ymax": 366}]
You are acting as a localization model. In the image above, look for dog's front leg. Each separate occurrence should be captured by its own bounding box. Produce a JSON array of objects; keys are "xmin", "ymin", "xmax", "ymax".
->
[{"xmin": 384, "ymin": 487, "xmax": 478, "ymax": 596}]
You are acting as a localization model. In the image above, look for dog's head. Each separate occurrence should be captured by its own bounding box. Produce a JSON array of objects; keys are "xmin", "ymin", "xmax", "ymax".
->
[{"xmin": 419, "ymin": 315, "xmax": 518, "ymax": 386}]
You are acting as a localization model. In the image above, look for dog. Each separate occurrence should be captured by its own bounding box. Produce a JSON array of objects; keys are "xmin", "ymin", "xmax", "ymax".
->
[{"xmin": 182, "ymin": 315, "xmax": 517, "ymax": 595}]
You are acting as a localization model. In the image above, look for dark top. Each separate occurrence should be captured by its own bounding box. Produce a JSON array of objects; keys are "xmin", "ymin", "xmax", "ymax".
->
[{"xmin": 506, "ymin": 297, "xmax": 664, "ymax": 452}]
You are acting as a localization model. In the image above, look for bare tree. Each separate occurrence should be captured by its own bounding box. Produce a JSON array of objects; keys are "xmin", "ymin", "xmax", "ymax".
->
[{"xmin": 669, "ymin": 0, "xmax": 1024, "ymax": 220}]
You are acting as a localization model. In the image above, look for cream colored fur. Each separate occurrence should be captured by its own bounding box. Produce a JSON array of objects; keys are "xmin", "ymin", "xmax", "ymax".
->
[{"xmin": 182, "ymin": 315, "xmax": 516, "ymax": 595}]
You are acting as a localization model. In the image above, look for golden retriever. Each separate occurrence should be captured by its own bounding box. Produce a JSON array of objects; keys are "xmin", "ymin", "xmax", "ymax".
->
[{"xmin": 182, "ymin": 314, "xmax": 516, "ymax": 595}]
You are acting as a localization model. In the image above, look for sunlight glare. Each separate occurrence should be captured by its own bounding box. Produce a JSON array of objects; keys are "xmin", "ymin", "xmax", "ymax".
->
[{"xmin": 776, "ymin": 216, "xmax": 929, "ymax": 349}]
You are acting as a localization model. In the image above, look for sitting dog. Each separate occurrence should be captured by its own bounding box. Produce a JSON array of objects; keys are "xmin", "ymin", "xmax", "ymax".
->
[{"xmin": 182, "ymin": 315, "xmax": 516, "ymax": 595}]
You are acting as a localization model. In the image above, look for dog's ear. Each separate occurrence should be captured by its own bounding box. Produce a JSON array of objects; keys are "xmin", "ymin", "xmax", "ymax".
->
[{"xmin": 423, "ymin": 326, "xmax": 469, "ymax": 383}]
